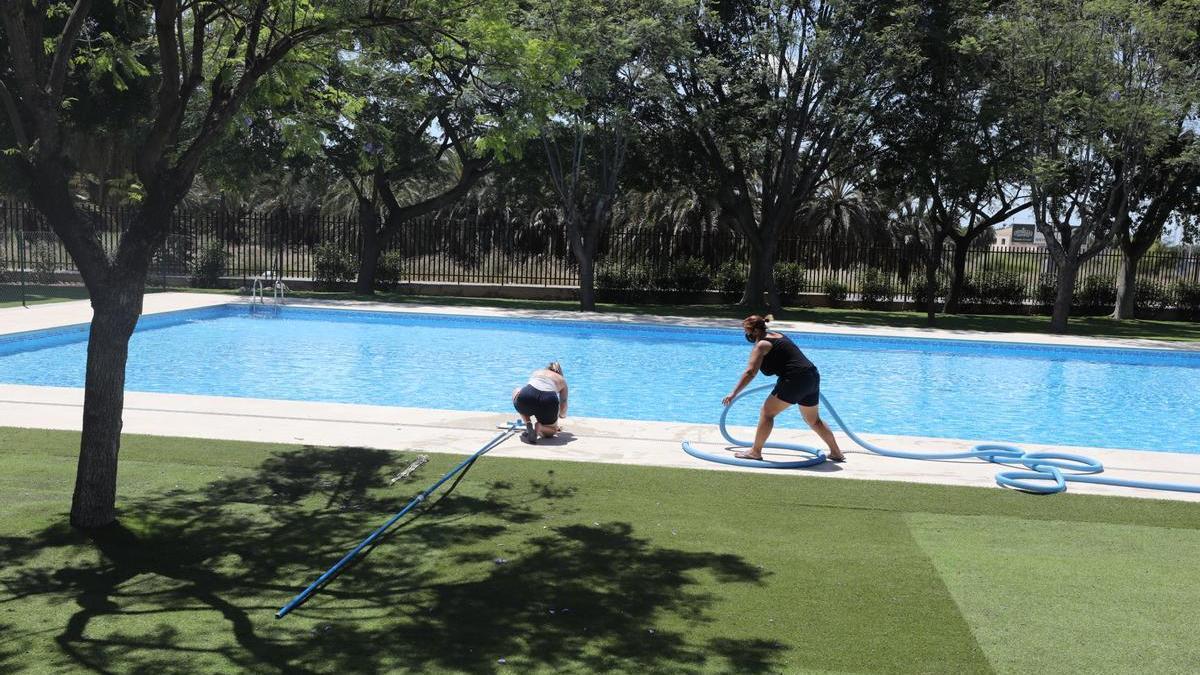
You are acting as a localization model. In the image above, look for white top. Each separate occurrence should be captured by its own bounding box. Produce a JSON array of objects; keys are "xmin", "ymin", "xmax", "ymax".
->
[{"xmin": 528, "ymin": 374, "xmax": 559, "ymax": 393}]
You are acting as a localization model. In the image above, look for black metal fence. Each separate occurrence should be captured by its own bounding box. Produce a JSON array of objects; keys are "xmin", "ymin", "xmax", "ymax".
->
[{"xmin": 3, "ymin": 200, "xmax": 1200, "ymax": 312}]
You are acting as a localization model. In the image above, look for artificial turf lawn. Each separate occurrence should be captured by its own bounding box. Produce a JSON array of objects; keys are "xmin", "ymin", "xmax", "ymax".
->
[
  {"xmin": 3, "ymin": 427, "xmax": 1200, "ymax": 673},
  {"xmin": 0, "ymin": 284, "xmax": 92, "ymax": 308}
]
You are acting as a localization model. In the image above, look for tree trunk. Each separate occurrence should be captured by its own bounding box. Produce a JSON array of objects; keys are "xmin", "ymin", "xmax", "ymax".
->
[
  {"xmin": 1049, "ymin": 260, "xmax": 1080, "ymax": 334},
  {"xmin": 1110, "ymin": 249, "xmax": 1139, "ymax": 320},
  {"xmin": 578, "ymin": 255, "xmax": 596, "ymax": 311},
  {"xmin": 740, "ymin": 249, "xmax": 765, "ymax": 308},
  {"xmin": 944, "ymin": 239, "xmax": 970, "ymax": 314},
  {"xmin": 923, "ymin": 237, "xmax": 945, "ymax": 327},
  {"xmin": 741, "ymin": 244, "xmax": 778, "ymax": 310},
  {"xmin": 355, "ymin": 229, "xmax": 380, "ymax": 296},
  {"xmin": 69, "ymin": 282, "xmax": 144, "ymax": 528}
]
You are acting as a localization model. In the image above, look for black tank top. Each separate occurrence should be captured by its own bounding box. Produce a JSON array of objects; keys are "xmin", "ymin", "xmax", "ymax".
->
[{"xmin": 759, "ymin": 334, "xmax": 815, "ymax": 376}]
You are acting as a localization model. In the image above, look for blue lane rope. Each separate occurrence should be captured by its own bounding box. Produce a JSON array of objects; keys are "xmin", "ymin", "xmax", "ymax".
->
[
  {"xmin": 276, "ymin": 422, "xmax": 521, "ymax": 619},
  {"xmin": 683, "ymin": 384, "xmax": 1200, "ymax": 496}
]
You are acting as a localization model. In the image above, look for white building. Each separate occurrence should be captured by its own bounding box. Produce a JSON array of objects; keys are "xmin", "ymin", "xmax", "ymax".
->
[{"xmin": 992, "ymin": 223, "xmax": 1046, "ymax": 248}]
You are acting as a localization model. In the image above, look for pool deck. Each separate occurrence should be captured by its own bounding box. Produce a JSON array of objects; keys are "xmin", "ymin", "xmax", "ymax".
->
[{"xmin": 3, "ymin": 292, "xmax": 1200, "ymax": 502}]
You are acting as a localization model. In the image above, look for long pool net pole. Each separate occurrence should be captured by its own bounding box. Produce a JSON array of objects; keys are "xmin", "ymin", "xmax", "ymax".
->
[{"xmin": 276, "ymin": 422, "xmax": 520, "ymax": 619}]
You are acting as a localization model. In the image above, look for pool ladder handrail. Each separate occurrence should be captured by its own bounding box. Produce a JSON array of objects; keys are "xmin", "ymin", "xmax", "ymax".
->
[{"xmin": 250, "ymin": 271, "xmax": 285, "ymax": 313}]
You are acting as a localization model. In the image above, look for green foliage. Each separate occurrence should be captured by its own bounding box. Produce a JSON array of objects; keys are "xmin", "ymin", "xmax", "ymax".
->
[
  {"xmin": 823, "ymin": 279, "xmax": 849, "ymax": 306},
  {"xmin": 1076, "ymin": 275, "xmax": 1116, "ymax": 309},
  {"xmin": 859, "ymin": 269, "xmax": 896, "ymax": 309},
  {"xmin": 773, "ymin": 262, "xmax": 806, "ymax": 304},
  {"xmin": 912, "ymin": 273, "xmax": 950, "ymax": 306},
  {"xmin": 1174, "ymin": 280, "xmax": 1200, "ymax": 319},
  {"xmin": 596, "ymin": 262, "xmax": 653, "ymax": 291},
  {"xmin": 376, "ymin": 251, "xmax": 407, "ymax": 288},
  {"xmin": 154, "ymin": 237, "xmax": 194, "ymax": 277},
  {"xmin": 1035, "ymin": 273, "xmax": 1059, "ymax": 310},
  {"xmin": 1135, "ymin": 279, "xmax": 1170, "ymax": 318},
  {"xmin": 313, "ymin": 242, "xmax": 358, "ymax": 289},
  {"xmin": 715, "ymin": 261, "xmax": 748, "ymax": 300},
  {"xmin": 190, "ymin": 242, "xmax": 229, "ymax": 288},
  {"xmin": 29, "ymin": 241, "xmax": 59, "ymax": 285},
  {"xmin": 965, "ymin": 270, "xmax": 1026, "ymax": 306},
  {"xmin": 665, "ymin": 257, "xmax": 712, "ymax": 293}
]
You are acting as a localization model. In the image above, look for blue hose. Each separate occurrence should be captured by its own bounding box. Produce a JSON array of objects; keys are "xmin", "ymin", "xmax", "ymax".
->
[
  {"xmin": 684, "ymin": 384, "xmax": 1200, "ymax": 496},
  {"xmin": 276, "ymin": 422, "xmax": 520, "ymax": 619}
]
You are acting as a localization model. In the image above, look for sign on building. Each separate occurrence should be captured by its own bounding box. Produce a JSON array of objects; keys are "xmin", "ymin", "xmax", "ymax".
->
[{"xmin": 1011, "ymin": 223, "xmax": 1036, "ymax": 243}]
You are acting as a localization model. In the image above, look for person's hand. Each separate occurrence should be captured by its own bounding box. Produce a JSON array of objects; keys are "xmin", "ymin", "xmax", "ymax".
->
[{"xmin": 722, "ymin": 393, "xmax": 735, "ymax": 407}]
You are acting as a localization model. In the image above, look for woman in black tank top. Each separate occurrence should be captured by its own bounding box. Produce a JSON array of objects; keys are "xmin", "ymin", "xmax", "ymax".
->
[{"xmin": 722, "ymin": 315, "xmax": 845, "ymax": 462}]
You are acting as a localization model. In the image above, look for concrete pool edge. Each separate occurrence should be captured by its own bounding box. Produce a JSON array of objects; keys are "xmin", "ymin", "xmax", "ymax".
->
[
  {"xmin": 3, "ymin": 383, "xmax": 1200, "ymax": 503},
  {"xmin": 3, "ymin": 293, "xmax": 1200, "ymax": 502},
  {"xmin": 1, "ymin": 291, "xmax": 1199, "ymax": 351}
]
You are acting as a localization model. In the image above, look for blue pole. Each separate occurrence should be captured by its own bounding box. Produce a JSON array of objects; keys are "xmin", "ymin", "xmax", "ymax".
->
[{"xmin": 276, "ymin": 422, "xmax": 520, "ymax": 619}]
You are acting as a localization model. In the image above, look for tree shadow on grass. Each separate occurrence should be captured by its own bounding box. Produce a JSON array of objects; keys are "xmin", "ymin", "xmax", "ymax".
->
[{"xmin": 0, "ymin": 446, "xmax": 784, "ymax": 674}]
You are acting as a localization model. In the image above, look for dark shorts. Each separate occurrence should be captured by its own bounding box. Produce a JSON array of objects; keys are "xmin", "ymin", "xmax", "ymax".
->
[
  {"xmin": 772, "ymin": 368, "xmax": 820, "ymax": 407},
  {"xmin": 514, "ymin": 384, "xmax": 559, "ymax": 425}
]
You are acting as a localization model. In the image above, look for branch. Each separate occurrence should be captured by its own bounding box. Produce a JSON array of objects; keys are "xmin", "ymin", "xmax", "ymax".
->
[
  {"xmin": 380, "ymin": 156, "xmax": 493, "ymax": 231},
  {"xmin": 0, "ymin": 78, "xmax": 29, "ymax": 147},
  {"xmin": 48, "ymin": 0, "xmax": 95, "ymax": 102}
]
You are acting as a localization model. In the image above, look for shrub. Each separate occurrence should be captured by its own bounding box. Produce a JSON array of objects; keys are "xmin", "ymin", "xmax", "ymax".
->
[
  {"xmin": 313, "ymin": 242, "xmax": 358, "ymax": 289},
  {"xmin": 190, "ymin": 241, "xmax": 229, "ymax": 288},
  {"xmin": 823, "ymin": 279, "xmax": 848, "ymax": 306},
  {"xmin": 1174, "ymin": 280, "xmax": 1200, "ymax": 320},
  {"xmin": 1035, "ymin": 273, "xmax": 1058, "ymax": 311},
  {"xmin": 715, "ymin": 261, "xmax": 748, "ymax": 300},
  {"xmin": 1135, "ymin": 279, "xmax": 1170, "ymax": 318},
  {"xmin": 859, "ymin": 268, "xmax": 895, "ymax": 309},
  {"xmin": 1076, "ymin": 274, "xmax": 1116, "ymax": 310},
  {"xmin": 966, "ymin": 270, "xmax": 1025, "ymax": 306},
  {"xmin": 376, "ymin": 250, "xmax": 406, "ymax": 287},
  {"xmin": 155, "ymin": 236, "xmax": 194, "ymax": 277},
  {"xmin": 668, "ymin": 256, "xmax": 712, "ymax": 293},
  {"xmin": 29, "ymin": 240, "xmax": 58, "ymax": 284},
  {"xmin": 595, "ymin": 263, "xmax": 625, "ymax": 290},
  {"xmin": 773, "ymin": 262, "xmax": 805, "ymax": 304},
  {"xmin": 911, "ymin": 273, "xmax": 950, "ymax": 307},
  {"xmin": 596, "ymin": 262, "xmax": 653, "ymax": 291},
  {"xmin": 625, "ymin": 263, "xmax": 654, "ymax": 290}
]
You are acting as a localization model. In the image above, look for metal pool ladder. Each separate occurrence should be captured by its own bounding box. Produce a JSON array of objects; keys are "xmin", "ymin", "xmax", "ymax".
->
[{"xmin": 250, "ymin": 271, "xmax": 285, "ymax": 316}]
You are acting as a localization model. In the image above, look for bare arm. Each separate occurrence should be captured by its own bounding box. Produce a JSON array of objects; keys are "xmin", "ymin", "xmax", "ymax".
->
[
  {"xmin": 723, "ymin": 341, "xmax": 771, "ymax": 406},
  {"xmin": 559, "ymin": 381, "xmax": 569, "ymax": 418}
]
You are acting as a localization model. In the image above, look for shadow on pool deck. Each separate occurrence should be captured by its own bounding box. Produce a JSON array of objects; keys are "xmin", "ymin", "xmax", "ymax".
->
[{"xmin": 0, "ymin": 445, "xmax": 780, "ymax": 674}]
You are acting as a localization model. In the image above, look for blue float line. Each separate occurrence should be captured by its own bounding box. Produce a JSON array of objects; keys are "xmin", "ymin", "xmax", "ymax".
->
[
  {"xmin": 276, "ymin": 422, "xmax": 521, "ymax": 619},
  {"xmin": 684, "ymin": 384, "xmax": 1200, "ymax": 495}
]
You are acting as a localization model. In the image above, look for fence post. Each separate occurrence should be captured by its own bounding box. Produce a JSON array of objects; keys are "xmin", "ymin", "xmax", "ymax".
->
[{"xmin": 18, "ymin": 218, "xmax": 27, "ymax": 308}]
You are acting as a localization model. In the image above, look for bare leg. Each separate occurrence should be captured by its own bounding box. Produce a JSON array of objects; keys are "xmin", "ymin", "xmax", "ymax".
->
[
  {"xmin": 512, "ymin": 388, "xmax": 532, "ymax": 430},
  {"xmin": 538, "ymin": 422, "xmax": 559, "ymax": 438},
  {"xmin": 736, "ymin": 395, "xmax": 791, "ymax": 460},
  {"xmin": 800, "ymin": 404, "xmax": 845, "ymax": 461}
]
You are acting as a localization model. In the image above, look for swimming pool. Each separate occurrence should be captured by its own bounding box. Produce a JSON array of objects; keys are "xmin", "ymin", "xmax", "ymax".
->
[{"xmin": 2, "ymin": 305, "xmax": 1198, "ymax": 454}]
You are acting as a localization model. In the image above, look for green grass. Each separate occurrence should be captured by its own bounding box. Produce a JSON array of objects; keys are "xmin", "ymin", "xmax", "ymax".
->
[
  {"xmin": 4, "ymin": 427, "xmax": 1200, "ymax": 673},
  {"xmin": 0, "ymin": 284, "xmax": 92, "ymax": 308}
]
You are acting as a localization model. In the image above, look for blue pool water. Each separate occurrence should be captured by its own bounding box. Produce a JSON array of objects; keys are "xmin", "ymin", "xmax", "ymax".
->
[{"xmin": 2, "ymin": 305, "xmax": 1198, "ymax": 454}]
